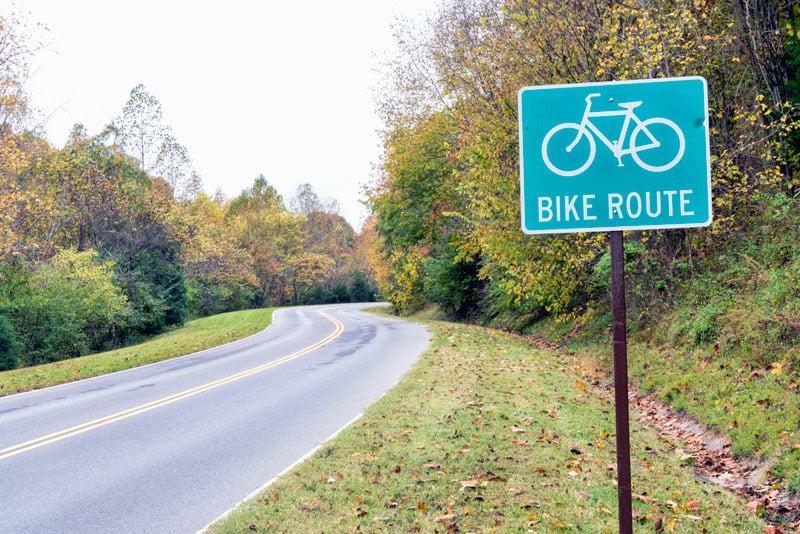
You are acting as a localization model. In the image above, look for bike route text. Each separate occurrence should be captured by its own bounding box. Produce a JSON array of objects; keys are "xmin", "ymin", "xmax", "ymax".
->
[{"xmin": 537, "ymin": 189, "xmax": 696, "ymax": 223}]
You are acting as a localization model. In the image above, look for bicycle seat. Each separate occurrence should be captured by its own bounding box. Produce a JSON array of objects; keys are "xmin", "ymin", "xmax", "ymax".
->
[{"xmin": 618, "ymin": 101, "xmax": 642, "ymax": 110}]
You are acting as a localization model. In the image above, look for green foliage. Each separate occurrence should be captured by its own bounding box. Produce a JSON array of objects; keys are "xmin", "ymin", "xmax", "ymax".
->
[
  {"xmin": 0, "ymin": 308, "xmax": 273, "ymax": 396},
  {"xmin": 422, "ymin": 246, "xmax": 483, "ymax": 320},
  {"xmin": 185, "ymin": 277, "xmax": 258, "ymax": 318},
  {"xmin": 349, "ymin": 272, "xmax": 377, "ymax": 303},
  {"xmin": 0, "ymin": 314, "xmax": 21, "ymax": 371},
  {"xmin": 591, "ymin": 237, "xmax": 679, "ymax": 325},
  {"xmin": 382, "ymin": 248, "xmax": 427, "ymax": 315},
  {"xmin": 8, "ymin": 249, "xmax": 129, "ymax": 365},
  {"xmin": 367, "ymin": 2, "xmax": 800, "ymax": 501},
  {"xmin": 106, "ymin": 182, "xmax": 188, "ymax": 337},
  {"xmin": 0, "ymin": 54, "xmax": 377, "ymax": 368},
  {"xmin": 371, "ymin": 0, "xmax": 800, "ymax": 325},
  {"xmin": 225, "ymin": 174, "xmax": 285, "ymax": 219}
]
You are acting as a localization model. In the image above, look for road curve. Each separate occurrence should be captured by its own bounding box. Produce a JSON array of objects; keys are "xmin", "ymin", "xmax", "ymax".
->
[{"xmin": 0, "ymin": 303, "xmax": 430, "ymax": 533}]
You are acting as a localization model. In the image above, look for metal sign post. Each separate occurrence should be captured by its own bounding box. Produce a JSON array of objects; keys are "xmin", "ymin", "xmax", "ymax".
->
[
  {"xmin": 610, "ymin": 230, "xmax": 633, "ymax": 534},
  {"xmin": 518, "ymin": 77, "xmax": 711, "ymax": 533}
]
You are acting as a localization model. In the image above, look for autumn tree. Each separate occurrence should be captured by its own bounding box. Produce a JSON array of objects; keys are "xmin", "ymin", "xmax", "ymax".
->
[
  {"xmin": 225, "ymin": 175, "xmax": 303, "ymax": 305},
  {"xmin": 372, "ymin": 0, "xmax": 800, "ymax": 320},
  {"xmin": 178, "ymin": 192, "xmax": 259, "ymax": 316},
  {"xmin": 0, "ymin": 12, "xmax": 42, "ymax": 261},
  {"xmin": 115, "ymin": 84, "xmax": 201, "ymax": 200},
  {"xmin": 289, "ymin": 183, "xmax": 374, "ymax": 303}
]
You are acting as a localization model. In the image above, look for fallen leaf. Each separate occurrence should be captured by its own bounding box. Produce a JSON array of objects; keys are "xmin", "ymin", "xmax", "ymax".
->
[
  {"xmin": 460, "ymin": 479, "xmax": 479, "ymax": 490},
  {"xmin": 433, "ymin": 511, "xmax": 456, "ymax": 522},
  {"xmin": 683, "ymin": 499, "xmax": 700, "ymax": 512},
  {"xmin": 512, "ymin": 439, "xmax": 529, "ymax": 446},
  {"xmin": 510, "ymin": 426, "xmax": 526, "ymax": 433},
  {"xmin": 747, "ymin": 498, "xmax": 765, "ymax": 513}
]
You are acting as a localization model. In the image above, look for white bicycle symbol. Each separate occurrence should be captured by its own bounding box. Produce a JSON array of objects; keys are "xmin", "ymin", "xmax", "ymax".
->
[{"xmin": 541, "ymin": 92, "xmax": 685, "ymax": 177}]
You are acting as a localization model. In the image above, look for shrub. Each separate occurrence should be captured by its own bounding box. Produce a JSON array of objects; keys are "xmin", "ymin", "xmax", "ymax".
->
[{"xmin": 0, "ymin": 314, "xmax": 21, "ymax": 371}]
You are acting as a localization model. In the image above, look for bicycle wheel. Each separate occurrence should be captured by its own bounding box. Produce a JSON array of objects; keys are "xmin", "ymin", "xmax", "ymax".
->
[
  {"xmin": 630, "ymin": 118, "xmax": 685, "ymax": 172},
  {"xmin": 541, "ymin": 123, "xmax": 595, "ymax": 177}
]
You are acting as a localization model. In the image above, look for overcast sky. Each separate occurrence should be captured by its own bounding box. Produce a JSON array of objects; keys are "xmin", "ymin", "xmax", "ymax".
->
[{"xmin": 7, "ymin": 0, "xmax": 437, "ymax": 230}]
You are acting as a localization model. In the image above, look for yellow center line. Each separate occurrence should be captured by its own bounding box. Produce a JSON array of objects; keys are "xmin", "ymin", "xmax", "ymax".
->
[{"xmin": 0, "ymin": 308, "xmax": 344, "ymax": 461}]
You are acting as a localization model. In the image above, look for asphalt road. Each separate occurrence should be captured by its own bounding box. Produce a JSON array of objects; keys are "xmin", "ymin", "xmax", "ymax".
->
[{"xmin": 0, "ymin": 304, "xmax": 430, "ymax": 533}]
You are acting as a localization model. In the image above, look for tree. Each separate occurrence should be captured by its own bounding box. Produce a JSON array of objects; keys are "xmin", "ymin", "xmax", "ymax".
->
[
  {"xmin": 21, "ymin": 130, "xmax": 189, "ymax": 338},
  {"xmin": 178, "ymin": 193, "xmax": 259, "ymax": 317},
  {"xmin": 0, "ymin": 12, "xmax": 40, "ymax": 130},
  {"xmin": 115, "ymin": 84, "xmax": 201, "ymax": 200},
  {"xmin": 225, "ymin": 175, "xmax": 304, "ymax": 305},
  {"xmin": 227, "ymin": 174, "xmax": 285, "ymax": 217},
  {"xmin": 290, "ymin": 182, "xmax": 324, "ymax": 215},
  {"xmin": 286, "ymin": 252, "xmax": 336, "ymax": 304},
  {"xmin": 374, "ymin": 0, "xmax": 797, "ymax": 319},
  {"xmin": 115, "ymin": 84, "xmax": 165, "ymax": 173},
  {"xmin": 290, "ymin": 182, "xmax": 341, "ymax": 216},
  {"xmin": 0, "ymin": 12, "xmax": 43, "ymax": 262},
  {"xmin": 0, "ymin": 313, "xmax": 21, "ymax": 371},
  {"xmin": 8, "ymin": 248, "xmax": 129, "ymax": 365},
  {"xmin": 153, "ymin": 132, "xmax": 201, "ymax": 201}
]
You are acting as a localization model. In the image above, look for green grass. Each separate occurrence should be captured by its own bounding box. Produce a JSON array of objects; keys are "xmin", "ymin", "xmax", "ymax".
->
[
  {"xmin": 0, "ymin": 308, "xmax": 273, "ymax": 397},
  {"xmin": 206, "ymin": 319, "xmax": 766, "ymax": 533}
]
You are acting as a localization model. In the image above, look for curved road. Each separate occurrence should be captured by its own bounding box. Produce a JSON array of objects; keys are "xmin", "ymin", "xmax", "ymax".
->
[{"xmin": 0, "ymin": 304, "xmax": 430, "ymax": 533}]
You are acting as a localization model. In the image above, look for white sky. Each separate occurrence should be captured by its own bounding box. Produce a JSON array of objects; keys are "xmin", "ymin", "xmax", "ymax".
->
[{"xmin": 6, "ymin": 0, "xmax": 437, "ymax": 231}]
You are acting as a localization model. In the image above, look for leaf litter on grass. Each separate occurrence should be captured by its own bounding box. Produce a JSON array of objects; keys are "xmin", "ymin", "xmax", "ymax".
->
[{"xmin": 209, "ymin": 321, "xmax": 767, "ymax": 533}]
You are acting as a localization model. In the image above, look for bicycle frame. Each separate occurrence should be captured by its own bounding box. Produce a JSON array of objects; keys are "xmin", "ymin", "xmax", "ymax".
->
[{"xmin": 568, "ymin": 93, "xmax": 659, "ymax": 167}]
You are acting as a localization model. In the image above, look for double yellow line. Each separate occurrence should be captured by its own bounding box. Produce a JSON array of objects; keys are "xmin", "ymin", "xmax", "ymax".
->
[{"xmin": 0, "ymin": 309, "xmax": 344, "ymax": 461}]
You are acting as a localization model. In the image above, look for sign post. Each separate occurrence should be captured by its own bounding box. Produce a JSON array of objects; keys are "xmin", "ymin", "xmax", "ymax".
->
[
  {"xmin": 610, "ymin": 229, "xmax": 632, "ymax": 533},
  {"xmin": 518, "ymin": 77, "xmax": 711, "ymax": 533}
]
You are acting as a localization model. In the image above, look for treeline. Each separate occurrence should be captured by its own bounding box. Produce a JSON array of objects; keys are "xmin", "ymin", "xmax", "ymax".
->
[
  {"xmin": 0, "ymin": 18, "xmax": 375, "ymax": 370},
  {"xmin": 368, "ymin": 0, "xmax": 800, "ymax": 326}
]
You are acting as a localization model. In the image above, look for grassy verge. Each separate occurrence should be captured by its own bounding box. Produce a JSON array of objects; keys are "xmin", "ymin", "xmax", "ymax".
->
[
  {"xmin": 626, "ymin": 329, "xmax": 800, "ymax": 495},
  {"xmin": 206, "ymin": 319, "xmax": 765, "ymax": 533},
  {"xmin": 0, "ymin": 308, "xmax": 273, "ymax": 397}
]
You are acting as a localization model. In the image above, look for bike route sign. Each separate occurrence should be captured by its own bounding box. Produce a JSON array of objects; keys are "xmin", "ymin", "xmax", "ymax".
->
[{"xmin": 518, "ymin": 77, "xmax": 711, "ymax": 234}]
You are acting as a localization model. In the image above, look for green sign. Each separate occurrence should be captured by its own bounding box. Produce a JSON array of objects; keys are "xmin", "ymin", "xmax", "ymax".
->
[{"xmin": 518, "ymin": 77, "xmax": 711, "ymax": 234}]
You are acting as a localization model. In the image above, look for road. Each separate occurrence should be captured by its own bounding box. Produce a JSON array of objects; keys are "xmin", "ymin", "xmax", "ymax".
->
[{"xmin": 0, "ymin": 304, "xmax": 430, "ymax": 533}]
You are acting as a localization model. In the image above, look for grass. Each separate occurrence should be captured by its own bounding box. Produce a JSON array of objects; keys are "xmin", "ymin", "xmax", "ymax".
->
[
  {"xmin": 615, "ymin": 215, "xmax": 800, "ymax": 496},
  {"xmin": 206, "ymin": 318, "xmax": 766, "ymax": 533},
  {"xmin": 0, "ymin": 308, "xmax": 273, "ymax": 397}
]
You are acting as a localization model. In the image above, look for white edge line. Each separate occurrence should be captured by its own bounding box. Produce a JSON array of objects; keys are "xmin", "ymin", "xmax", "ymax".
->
[
  {"xmin": 197, "ymin": 412, "xmax": 365, "ymax": 534},
  {"xmin": 197, "ymin": 312, "xmax": 423, "ymax": 533}
]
